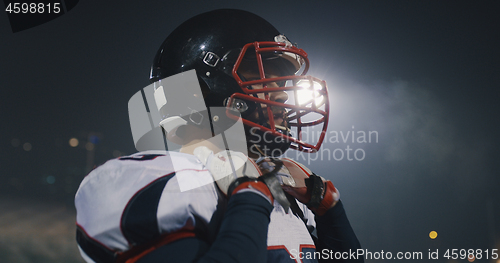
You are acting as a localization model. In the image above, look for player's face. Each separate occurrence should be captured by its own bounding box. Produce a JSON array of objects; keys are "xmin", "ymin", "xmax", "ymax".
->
[{"xmin": 238, "ymin": 67, "xmax": 289, "ymax": 129}]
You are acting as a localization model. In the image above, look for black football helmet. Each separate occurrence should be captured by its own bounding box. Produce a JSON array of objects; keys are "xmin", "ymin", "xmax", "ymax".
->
[{"xmin": 150, "ymin": 9, "xmax": 329, "ymax": 156}]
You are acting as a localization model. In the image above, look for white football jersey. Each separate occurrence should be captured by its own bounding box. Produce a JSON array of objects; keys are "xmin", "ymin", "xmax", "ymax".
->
[{"xmin": 75, "ymin": 151, "xmax": 317, "ymax": 263}]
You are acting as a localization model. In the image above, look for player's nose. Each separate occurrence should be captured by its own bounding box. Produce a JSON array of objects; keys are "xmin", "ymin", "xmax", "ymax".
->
[{"xmin": 270, "ymin": 88, "xmax": 288, "ymax": 103}]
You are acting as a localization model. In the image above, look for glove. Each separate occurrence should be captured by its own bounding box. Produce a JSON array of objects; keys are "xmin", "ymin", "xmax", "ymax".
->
[
  {"xmin": 258, "ymin": 158, "xmax": 340, "ymax": 216},
  {"xmin": 194, "ymin": 147, "xmax": 290, "ymax": 210}
]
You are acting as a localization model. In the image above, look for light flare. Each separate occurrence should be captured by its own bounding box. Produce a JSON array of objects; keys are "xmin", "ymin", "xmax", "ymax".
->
[{"xmin": 295, "ymin": 79, "xmax": 325, "ymax": 106}]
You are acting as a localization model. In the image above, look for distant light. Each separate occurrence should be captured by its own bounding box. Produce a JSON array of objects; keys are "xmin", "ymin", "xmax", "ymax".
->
[
  {"xmin": 69, "ymin": 138, "xmax": 79, "ymax": 147},
  {"xmin": 296, "ymin": 80, "xmax": 325, "ymax": 106},
  {"xmin": 11, "ymin": 138, "xmax": 20, "ymax": 147},
  {"xmin": 46, "ymin": 175, "xmax": 56, "ymax": 184},
  {"xmin": 23, "ymin": 142, "xmax": 32, "ymax": 151},
  {"xmin": 89, "ymin": 135, "xmax": 100, "ymax": 144},
  {"xmin": 85, "ymin": 142, "xmax": 94, "ymax": 151},
  {"xmin": 468, "ymin": 255, "xmax": 475, "ymax": 262},
  {"xmin": 429, "ymin": 231, "xmax": 438, "ymax": 239}
]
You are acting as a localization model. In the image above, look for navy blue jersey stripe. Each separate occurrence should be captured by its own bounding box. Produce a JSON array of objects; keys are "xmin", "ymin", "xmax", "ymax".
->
[
  {"xmin": 76, "ymin": 224, "xmax": 116, "ymax": 263},
  {"xmin": 118, "ymin": 154, "xmax": 165, "ymax": 161},
  {"xmin": 121, "ymin": 172, "xmax": 175, "ymax": 246}
]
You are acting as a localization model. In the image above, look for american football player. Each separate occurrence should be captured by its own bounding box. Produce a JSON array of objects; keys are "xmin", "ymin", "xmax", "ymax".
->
[{"xmin": 75, "ymin": 9, "xmax": 363, "ymax": 263}]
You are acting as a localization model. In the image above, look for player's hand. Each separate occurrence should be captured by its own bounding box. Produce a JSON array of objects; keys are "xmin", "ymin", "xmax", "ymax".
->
[
  {"xmin": 258, "ymin": 158, "xmax": 340, "ymax": 216},
  {"xmin": 194, "ymin": 147, "xmax": 291, "ymax": 210}
]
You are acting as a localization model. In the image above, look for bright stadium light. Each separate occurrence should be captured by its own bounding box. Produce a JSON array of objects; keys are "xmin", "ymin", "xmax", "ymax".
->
[{"xmin": 296, "ymin": 79, "xmax": 325, "ymax": 106}]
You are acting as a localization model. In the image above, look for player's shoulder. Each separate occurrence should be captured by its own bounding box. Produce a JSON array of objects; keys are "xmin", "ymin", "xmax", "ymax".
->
[
  {"xmin": 78, "ymin": 150, "xmax": 212, "ymax": 193},
  {"xmin": 92, "ymin": 150, "xmax": 204, "ymax": 173},
  {"xmin": 76, "ymin": 150, "xmax": 218, "ymax": 212},
  {"xmin": 75, "ymin": 150, "xmax": 221, "ymax": 254}
]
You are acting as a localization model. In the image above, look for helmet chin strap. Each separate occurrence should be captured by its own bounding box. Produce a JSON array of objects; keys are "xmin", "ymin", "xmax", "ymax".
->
[{"xmin": 251, "ymin": 143, "xmax": 267, "ymax": 157}]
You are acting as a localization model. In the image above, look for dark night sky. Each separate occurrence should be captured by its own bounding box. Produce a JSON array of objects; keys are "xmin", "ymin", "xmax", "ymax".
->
[{"xmin": 1, "ymin": 1, "xmax": 499, "ymax": 262}]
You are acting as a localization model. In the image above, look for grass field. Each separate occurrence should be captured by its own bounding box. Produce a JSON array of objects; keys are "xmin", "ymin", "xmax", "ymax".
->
[{"xmin": 0, "ymin": 198, "xmax": 84, "ymax": 263}]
